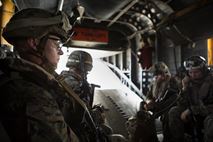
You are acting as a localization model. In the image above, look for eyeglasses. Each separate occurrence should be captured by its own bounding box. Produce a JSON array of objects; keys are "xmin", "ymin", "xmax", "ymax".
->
[{"xmin": 48, "ymin": 36, "xmax": 63, "ymax": 51}]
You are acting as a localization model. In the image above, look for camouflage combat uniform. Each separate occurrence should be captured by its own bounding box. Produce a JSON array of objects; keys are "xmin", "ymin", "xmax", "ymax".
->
[
  {"xmin": 0, "ymin": 58, "xmax": 78, "ymax": 142},
  {"xmin": 59, "ymin": 50, "xmax": 94, "ymax": 109},
  {"xmin": 169, "ymin": 72, "xmax": 213, "ymax": 142},
  {"xmin": 59, "ymin": 70, "xmax": 101, "ymax": 142},
  {"xmin": 59, "ymin": 51, "xmax": 110, "ymax": 142},
  {"xmin": 60, "ymin": 70, "xmax": 93, "ymax": 107}
]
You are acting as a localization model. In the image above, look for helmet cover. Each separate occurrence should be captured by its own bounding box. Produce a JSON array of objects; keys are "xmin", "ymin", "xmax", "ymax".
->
[
  {"xmin": 66, "ymin": 50, "xmax": 93, "ymax": 72},
  {"xmin": 3, "ymin": 8, "xmax": 72, "ymax": 44}
]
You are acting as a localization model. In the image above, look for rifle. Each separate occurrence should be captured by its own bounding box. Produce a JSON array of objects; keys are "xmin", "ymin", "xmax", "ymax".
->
[
  {"xmin": 79, "ymin": 53, "xmax": 92, "ymax": 106},
  {"xmin": 79, "ymin": 53, "xmax": 101, "ymax": 107},
  {"xmin": 152, "ymin": 88, "xmax": 180, "ymax": 118},
  {"xmin": 185, "ymin": 82, "xmax": 200, "ymax": 142},
  {"xmin": 79, "ymin": 80, "xmax": 100, "ymax": 107}
]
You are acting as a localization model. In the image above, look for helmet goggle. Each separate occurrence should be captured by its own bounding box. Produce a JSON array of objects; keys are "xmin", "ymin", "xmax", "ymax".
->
[{"xmin": 184, "ymin": 60, "xmax": 204, "ymax": 70}]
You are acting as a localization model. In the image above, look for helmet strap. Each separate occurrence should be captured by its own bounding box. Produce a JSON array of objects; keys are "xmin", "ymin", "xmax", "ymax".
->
[
  {"xmin": 40, "ymin": 58, "xmax": 57, "ymax": 74},
  {"xmin": 38, "ymin": 35, "xmax": 58, "ymax": 74},
  {"xmin": 36, "ymin": 35, "xmax": 49, "ymax": 55}
]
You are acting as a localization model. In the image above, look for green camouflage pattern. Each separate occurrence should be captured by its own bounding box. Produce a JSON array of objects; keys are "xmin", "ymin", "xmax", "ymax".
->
[
  {"xmin": 60, "ymin": 70, "xmax": 82, "ymax": 95},
  {"xmin": 0, "ymin": 58, "xmax": 78, "ymax": 142},
  {"xmin": 60, "ymin": 70, "xmax": 93, "ymax": 107}
]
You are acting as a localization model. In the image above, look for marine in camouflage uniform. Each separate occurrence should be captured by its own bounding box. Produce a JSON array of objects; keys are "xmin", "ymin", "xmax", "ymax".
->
[
  {"xmin": 0, "ymin": 8, "xmax": 78, "ymax": 142},
  {"xmin": 168, "ymin": 56, "xmax": 213, "ymax": 142},
  {"xmin": 60, "ymin": 50, "xmax": 94, "ymax": 107},
  {"xmin": 59, "ymin": 51, "xmax": 101, "ymax": 141},
  {"xmin": 59, "ymin": 51, "xmax": 112, "ymax": 142},
  {"xmin": 144, "ymin": 62, "xmax": 180, "ymax": 142}
]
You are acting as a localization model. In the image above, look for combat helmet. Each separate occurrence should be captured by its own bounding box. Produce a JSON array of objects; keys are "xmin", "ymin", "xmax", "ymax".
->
[
  {"xmin": 184, "ymin": 55, "xmax": 207, "ymax": 70},
  {"xmin": 66, "ymin": 50, "xmax": 93, "ymax": 72},
  {"xmin": 2, "ymin": 8, "xmax": 72, "ymax": 44},
  {"xmin": 149, "ymin": 61, "xmax": 171, "ymax": 76}
]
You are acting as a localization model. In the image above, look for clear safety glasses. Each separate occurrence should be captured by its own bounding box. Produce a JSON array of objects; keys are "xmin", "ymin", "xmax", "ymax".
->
[{"xmin": 48, "ymin": 36, "xmax": 63, "ymax": 51}]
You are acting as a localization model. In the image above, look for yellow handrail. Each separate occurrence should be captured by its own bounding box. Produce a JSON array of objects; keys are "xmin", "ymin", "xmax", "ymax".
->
[
  {"xmin": 207, "ymin": 38, "xmax": 213, "ymax": 66},
  {"xmin": 0, "ymin": 0, "xmax": 15, "ymax": 45}
]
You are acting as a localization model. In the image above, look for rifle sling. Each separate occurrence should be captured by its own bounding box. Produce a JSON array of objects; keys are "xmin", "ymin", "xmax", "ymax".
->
[{"xmin": 58, "ymin": 77, "xmax": 87, "ymax": 110}]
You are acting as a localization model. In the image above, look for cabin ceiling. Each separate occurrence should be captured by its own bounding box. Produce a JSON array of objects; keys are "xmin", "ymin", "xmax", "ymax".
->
[
  {"xmin": 13, "ymin": 0, "xmax": 213, "ymax": 45},
  {"xmin": 79, "ymin": 0, "xmax": 200, "ymax": 20}
]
